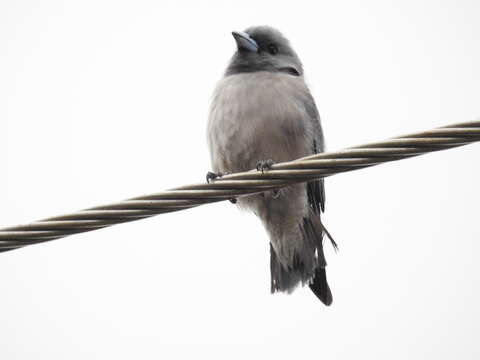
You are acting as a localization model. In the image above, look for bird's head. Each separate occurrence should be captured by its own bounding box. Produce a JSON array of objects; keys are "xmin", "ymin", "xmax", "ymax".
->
[{"xmin": 225, "ymin": 26, "xmax": 303, "ymax": 77}]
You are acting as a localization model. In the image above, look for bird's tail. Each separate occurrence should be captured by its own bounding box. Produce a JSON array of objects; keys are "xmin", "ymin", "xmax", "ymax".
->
[
  {"xmin": 309, "ymin": 267, "xmax": 333, "ymax": 306},
  {"xmin": 269, "ymin": 212, "xmax": 334, "ymax": 306}
]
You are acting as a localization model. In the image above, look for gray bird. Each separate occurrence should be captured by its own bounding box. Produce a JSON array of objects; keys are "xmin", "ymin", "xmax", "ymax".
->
[{"xmin": 207, "ymin": 26, "xmax": 336, "ymax": 305}]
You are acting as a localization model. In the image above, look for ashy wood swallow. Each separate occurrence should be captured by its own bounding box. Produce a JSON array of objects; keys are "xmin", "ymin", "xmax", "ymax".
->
[{"xmin": 207, "ymin": 26, "xmax": 336, "ymax": 305}]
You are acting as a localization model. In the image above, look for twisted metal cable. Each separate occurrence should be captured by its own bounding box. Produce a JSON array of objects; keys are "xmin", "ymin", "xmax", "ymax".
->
[{"xmin": 1, "ymin": 120, "xmax": 479, "ymax": 252}]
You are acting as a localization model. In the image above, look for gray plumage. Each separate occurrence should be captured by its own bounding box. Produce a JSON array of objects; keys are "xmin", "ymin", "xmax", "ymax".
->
[{"xmin": 207, "ymin": 26, "xmax": 335, "ymax": 305}]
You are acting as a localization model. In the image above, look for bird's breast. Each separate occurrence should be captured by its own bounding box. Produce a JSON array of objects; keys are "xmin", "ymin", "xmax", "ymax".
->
[{"xmin": 207, "ymin": 72, "xmax": 313, "ymax": 173}]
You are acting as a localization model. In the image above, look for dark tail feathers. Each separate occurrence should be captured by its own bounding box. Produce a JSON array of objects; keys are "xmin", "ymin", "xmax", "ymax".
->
[
  {"xmin": 309, "ymin": 267, "xmax": 333, "ymax": 306},
  {"xmin": 270, "ymin": 243, "xmax": 333, "ymax": 306},
  {"xmin": 269, "ymin": 214, "xmax": 334, "ymax": 306}
]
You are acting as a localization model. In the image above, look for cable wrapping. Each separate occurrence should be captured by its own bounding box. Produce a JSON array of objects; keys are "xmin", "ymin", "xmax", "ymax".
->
[{"xmin": 1, "ymin": 120, "xmax": 478, "ymax": 252}]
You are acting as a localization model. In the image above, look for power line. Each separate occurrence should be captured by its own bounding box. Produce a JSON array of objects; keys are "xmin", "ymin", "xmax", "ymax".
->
[{"xmin": 0, "ymin": 120, "xmax": 479, "ymax": 252}]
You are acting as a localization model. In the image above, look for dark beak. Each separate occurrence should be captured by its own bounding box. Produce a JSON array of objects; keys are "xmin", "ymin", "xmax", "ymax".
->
[{"xmin": 232, "ymin": 31, "xmax": 259, "ymax": 53}]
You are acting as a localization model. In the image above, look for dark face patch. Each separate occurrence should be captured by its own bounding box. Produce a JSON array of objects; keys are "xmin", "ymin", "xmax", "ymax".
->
[{"xmin": 226, "ymin": 26, "xmax": 303, "ymax": 77}]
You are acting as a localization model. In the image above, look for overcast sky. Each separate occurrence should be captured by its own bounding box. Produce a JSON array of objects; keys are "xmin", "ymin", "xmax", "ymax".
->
[{"xmin": 1, "ymin": 0, "xmax": 480, "ymax": 359}]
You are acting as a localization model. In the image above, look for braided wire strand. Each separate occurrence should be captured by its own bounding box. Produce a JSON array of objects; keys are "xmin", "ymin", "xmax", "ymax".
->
[{"xmin": 1, "ymin": 120, "xmax": 479, "ymax": 252}]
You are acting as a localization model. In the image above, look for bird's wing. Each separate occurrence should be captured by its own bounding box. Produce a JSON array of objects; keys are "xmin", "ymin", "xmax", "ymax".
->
[{"xmin": 303, "ymin": 93, "xmax": 325, "ymax": 214}]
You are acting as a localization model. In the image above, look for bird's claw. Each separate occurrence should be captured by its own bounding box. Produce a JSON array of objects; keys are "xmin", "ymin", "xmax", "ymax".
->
[
  {"xmin": 256, "ymin": 159, "xmax": 275, "ymax": 173},
  {"xmin": 206, "ymin": 171, "xmax": 223, "ymax": 183},
  {"xmin": 206, "ymin": 171, "xmax": 237, "ymax": 204}
]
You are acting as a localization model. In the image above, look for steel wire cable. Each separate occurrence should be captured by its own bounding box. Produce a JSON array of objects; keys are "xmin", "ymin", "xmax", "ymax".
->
[{"xmin": 0, "ymin": 120, "xmax": 479, "ymax": 252}]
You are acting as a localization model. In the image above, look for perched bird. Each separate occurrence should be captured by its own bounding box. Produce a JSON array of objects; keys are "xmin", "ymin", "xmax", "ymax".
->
[{"xmin": 207, "ymin": 26, "xmax": 336, "ymax": 305}]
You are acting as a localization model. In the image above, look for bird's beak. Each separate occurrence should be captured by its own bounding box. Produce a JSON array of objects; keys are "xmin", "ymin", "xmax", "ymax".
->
[{"xmin": 232, "ymin": 31, "xmax": 259, "ymax": 53}]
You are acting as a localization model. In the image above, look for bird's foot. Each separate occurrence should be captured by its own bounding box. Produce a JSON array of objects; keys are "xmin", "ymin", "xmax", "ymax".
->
[
  {"xmin": 206, "ymin": 171, "xmax": 223, "ymax": 183},
  {"xmin": 256, "ymin": 159, "xmax": 275, "ymax": 173},
  {"xmin": 206, "ymin": 171, "xmax": 237, "ymax": 204}
]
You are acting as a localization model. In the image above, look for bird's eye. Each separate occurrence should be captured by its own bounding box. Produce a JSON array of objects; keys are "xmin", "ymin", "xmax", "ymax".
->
[{"xmin": 267, "ymin": 44, "xmax": 278, "ymax": 55}]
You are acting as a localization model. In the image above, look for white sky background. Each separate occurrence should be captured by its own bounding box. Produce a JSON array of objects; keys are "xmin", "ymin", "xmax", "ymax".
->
[{"xmin": 1, "ymin": 0, "xmax": 479, "ymax": 358}]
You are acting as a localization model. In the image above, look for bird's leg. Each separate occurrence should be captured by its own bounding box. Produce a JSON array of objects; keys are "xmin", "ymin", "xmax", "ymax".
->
[
  {"xmin": 206, "ymin": 171, "xmax": 223, "ymax": 183},
  {"xmin": 256, "ymin": 159, "xmax": 279, "ymax": 198},
  {"xmin": 256, "ymin": 159, "xmax": 275, "ymax": 173},
  {"xmin": 206, "ymin": 171, "xmax": 237, "ymax": 204}
]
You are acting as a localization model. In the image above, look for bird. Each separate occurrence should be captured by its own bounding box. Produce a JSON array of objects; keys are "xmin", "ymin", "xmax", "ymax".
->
[{"xmin": 207, "ymin": 26, "xmax": 336, "ymax": 305}]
